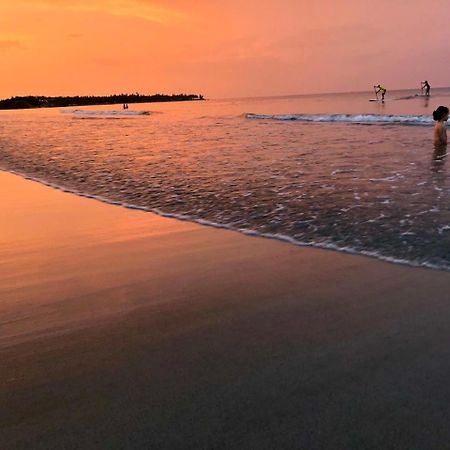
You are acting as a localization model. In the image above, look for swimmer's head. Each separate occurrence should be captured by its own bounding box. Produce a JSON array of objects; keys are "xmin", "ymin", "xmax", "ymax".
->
[{"xmin": 433, "ymin": 106, "xmax": 449, "ymax": 121}]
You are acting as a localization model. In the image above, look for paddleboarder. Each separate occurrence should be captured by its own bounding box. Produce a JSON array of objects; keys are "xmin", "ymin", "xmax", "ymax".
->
[
  {"xmin": 421, "ymin": 80, "xmax": 431, "ymax": 97},
  {"xmin": 374, "ymin": 84, "xmax": 387, "ymax": 101}
]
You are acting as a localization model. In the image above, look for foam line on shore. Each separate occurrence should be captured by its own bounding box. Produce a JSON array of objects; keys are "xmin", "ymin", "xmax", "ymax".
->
[{"xmin": 2, "ymin": 167, "xmax": 448, "ymax": 272}]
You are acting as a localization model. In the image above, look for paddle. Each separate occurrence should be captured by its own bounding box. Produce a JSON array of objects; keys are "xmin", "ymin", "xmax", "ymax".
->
[{"xmin": 374, "ymin": 85, "xmax": 378, "ymax": 100}]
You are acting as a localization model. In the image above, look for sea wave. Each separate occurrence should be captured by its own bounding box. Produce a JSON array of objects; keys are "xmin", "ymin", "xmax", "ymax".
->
[
  {"xmin": 2, "ymin": 100, "xmax": 449, "ymax": 273},
  {"xmin": 2, "ymin": 166, "xmax": 449, "ymax": 272},
  {"xmin": 61, "ymin": 109, "xmax": 151, "ymax": 116},
  {"xmin": 246, "ymin": 113, "xmax": 433, "ymax": 125}
]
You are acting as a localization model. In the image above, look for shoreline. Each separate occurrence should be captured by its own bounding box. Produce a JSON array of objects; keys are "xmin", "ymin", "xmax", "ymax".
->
[
  {"xmin": 2, "ymin": 170, "xmax": 450, "ymax": 449},
  {"xmin": 1, "ymin": 167, "xmax": 447, "ymax": 273}
]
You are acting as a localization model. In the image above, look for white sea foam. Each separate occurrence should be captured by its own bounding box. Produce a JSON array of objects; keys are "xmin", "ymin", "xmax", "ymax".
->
[
  {"xmin": 61, "ymin": 109, "xmax": 151, "ymax": 116},
  {"xmin": 246, "ymin": 113, "xmax": 433, "ymax": 125},
  {"xmin": 1, "ymin": 167, "xmax": 449, "ymax": 273}
]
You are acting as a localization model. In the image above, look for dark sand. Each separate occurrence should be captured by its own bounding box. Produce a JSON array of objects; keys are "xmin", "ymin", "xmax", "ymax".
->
[{"xmin": 2, "ymin": 170, "xmax": 450, "ymax": 449}]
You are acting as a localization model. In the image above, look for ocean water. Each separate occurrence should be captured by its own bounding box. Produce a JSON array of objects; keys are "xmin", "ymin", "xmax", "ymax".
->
[{"xmin": 1, "ymin": 88, "xmax": 450, "ymax": 270}]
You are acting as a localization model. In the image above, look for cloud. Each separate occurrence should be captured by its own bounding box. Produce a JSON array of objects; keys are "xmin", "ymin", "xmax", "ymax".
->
[
  {"xmin": 0, "ymin": 0, "xmax": 188, "ymax": 24},
  {"xmin": 0, "ymin": 40, "xmax": 21, "ymax": 51}
]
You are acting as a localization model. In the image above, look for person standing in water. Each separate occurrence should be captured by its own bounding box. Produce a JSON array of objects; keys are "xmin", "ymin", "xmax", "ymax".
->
[
  {"xmin": 374, "ymin": 84, "xmax": 387, "ymax": 101},
  {"xmin": 421, "ymin": 80, "xmax": 431, "ymax": 97},
  {"xmin": 433, "ymin": 106, "xmax": 448, "ymax": 152}
]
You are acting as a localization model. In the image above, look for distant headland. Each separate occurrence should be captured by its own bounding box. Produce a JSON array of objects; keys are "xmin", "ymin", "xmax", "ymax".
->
[{"xmin": 0, "ymin": 93, "xmax": 205, "ymax": 110}]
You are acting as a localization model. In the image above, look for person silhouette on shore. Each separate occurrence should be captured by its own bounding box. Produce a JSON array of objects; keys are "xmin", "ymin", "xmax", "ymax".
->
[
  {"xmin": 374, "ymin": 84, "xmax": 387, "ymax": 101},
  {"xmin": 421, "ymin": 80, "xmax": 431, "ymax": 97}
]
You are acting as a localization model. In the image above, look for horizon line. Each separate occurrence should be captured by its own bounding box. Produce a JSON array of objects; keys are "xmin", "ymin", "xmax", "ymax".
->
[{"xmin": 2, "ymin": 85, "xmax": 449, "ymax": 103}]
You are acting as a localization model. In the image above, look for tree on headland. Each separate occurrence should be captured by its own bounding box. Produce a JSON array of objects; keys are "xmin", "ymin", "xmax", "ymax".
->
[{"xmin": 0, "ymin": 93, "xmax": 205, "ymax": 110}]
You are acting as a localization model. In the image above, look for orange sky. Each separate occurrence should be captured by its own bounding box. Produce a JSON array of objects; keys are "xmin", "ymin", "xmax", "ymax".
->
[{"xmin": 1, "ymin": 0, "xmax": 449, "ymax": 98}]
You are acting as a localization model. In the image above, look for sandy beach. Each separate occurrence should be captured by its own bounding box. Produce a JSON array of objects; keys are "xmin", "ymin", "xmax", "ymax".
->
[{"xmin": 2, "ymin": 169, "xmax": 450, "ymax": 449}]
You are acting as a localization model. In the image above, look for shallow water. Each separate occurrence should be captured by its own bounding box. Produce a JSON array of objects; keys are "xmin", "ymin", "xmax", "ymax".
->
[{"xmin": 1, "ymin": 88, "xmax": 449, "ymax": 269}]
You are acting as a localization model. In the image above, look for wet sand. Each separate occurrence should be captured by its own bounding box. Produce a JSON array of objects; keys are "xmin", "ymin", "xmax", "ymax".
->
[{"xmin": 2, "ymin": 170, "xmax": 450, "ymax": 449}]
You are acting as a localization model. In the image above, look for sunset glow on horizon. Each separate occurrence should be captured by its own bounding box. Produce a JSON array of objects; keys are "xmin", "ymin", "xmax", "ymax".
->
[{"xmin": 1, "ymin": 0, "xmax": 449, "ymax": 99}]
